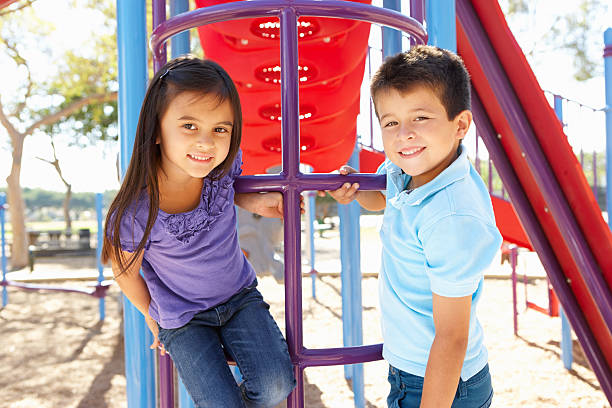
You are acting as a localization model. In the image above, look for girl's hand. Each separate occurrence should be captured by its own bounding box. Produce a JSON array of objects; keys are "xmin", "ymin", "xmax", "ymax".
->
[
  {"xmin": 255, "ymin": 192, "xmax": 305, "ymax": 218},
  {"xmin": 320, "ymin": 165, "xmax": 360, "ymax": 204},
  {"xmin": 145, "ymin": 314, "xmax": 166, "ymax": 355}
]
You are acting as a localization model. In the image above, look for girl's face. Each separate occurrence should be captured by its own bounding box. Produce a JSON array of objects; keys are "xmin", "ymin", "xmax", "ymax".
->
[{"xmin": 157, "ymin": 91, "xmax": 233, "ymax": 183}]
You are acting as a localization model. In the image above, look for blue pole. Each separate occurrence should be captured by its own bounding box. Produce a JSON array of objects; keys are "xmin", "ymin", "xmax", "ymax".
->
[
  {"xmin": 339, "ymin": 147, "xmax": 364, "ymax": 408},
  {"xmin": 308, "ymin": 192, "xmax": 317, "ymax": 299},
  {"xmin": 604, "ymin": 28, "xmax": 612, "ymax": 229},
  {"xmin": 425, "ymin": 0, "xmax": 456, "ymax": 52},
  {"xmin": 1, "ymin": 193, "xmax": 7, "ymax": 307},
  {"xmin": 554, "ymin": 95, "xmax": 573, "ymax": 370},
  {"xmin": 382, "ymin": 0, "xmax": 402, "ymax": 57},
  {"xmin": 170, "ymin": 0, "xmax": 190, "ymax": 58},
  {"xmin": 96, "ymin": 193, "xmax": 105, "ymax": 321},
  {"xmin": 117, "ymin": 1, "xmax": 156, "ymax": 407}
]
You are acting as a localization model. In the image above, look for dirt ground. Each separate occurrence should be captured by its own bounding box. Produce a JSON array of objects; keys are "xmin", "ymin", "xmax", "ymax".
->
[{"xmin": 0, "ymin": 255, "xmax": 608, "ymax": 408}]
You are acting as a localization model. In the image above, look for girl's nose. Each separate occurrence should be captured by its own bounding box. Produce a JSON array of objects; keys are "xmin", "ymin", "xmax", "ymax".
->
[{"xmin": 195, "ymin": 133, "xmax": 214, "ymax": 149}]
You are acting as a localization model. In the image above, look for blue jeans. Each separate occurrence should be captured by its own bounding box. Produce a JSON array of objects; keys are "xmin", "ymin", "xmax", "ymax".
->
[
  {"xmin": 387, "ymin": 364, "xmax": 493, "ymax": 408},
  {"xmin": 158, "ymin": 281, "xmax": 296, "ymax": 408}
]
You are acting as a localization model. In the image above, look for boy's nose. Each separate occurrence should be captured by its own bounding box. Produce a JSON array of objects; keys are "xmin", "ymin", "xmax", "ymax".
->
[{"xmin": 398, "ymin": 125, "xmax": 415, "ymax": 140}]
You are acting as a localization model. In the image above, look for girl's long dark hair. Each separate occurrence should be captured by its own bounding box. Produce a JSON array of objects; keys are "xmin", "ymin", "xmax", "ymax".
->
[{"xmin": 102, "ymin": 56, "xmax": 242, "ymax": 276}]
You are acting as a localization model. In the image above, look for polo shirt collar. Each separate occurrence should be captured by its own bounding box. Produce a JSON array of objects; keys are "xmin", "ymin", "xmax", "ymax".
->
[{"xmin": 388, "ymin": 145, "xmax": 470, "ymax": 208}]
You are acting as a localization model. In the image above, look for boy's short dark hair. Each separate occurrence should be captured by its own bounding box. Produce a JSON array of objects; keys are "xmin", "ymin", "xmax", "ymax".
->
[{"xmin": 370, "ymin": 45, "xmax": 471, "ymax": 120}]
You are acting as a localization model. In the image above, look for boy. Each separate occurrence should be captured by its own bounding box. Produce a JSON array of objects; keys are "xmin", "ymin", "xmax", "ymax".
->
[{"xmin": 327, "ymin": 45, "xmax": 502, "ymax": 407}]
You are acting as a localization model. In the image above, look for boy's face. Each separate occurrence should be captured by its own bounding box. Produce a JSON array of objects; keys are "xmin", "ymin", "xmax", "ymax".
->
[{"xmin": 375, "ymin": 86, "xmax": 472, "ymax": 188}]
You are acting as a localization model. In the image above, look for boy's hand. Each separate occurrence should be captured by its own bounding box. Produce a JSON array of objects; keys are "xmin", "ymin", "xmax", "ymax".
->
[
  {"xmin": 321, "ymin": 165, "xmax": 360, "ymax": 204},
  {"xmin": 254, "ymin": 192, "xmax": 305, "ymax": 218},
  {"xmin": 145, "ymin": 314, "xmax": 166, "ymax": 356}
]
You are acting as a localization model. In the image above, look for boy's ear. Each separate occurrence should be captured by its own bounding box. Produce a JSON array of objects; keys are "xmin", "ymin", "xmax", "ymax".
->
[{"xmin": 455, "ymin": 110, "xmax": 473, "ymax": 140}]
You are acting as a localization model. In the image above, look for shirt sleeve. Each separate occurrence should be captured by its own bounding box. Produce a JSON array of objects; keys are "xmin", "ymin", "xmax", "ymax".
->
[
  {"xmin": 228, "ymin": 149, "xmax": 243, "ymax": 181},
  {"xmin": 107, "ymin": 207, "xmax": 150, "ymax": 253},
  {"xmin": 420, "ymin": 214, "xmax": 502, "ymax": 297},
  {"xmin": 376, "ymin": 159, "xmax": 388, "ymax": 197}
]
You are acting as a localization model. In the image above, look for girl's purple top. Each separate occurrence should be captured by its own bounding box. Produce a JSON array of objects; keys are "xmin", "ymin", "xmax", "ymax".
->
[{"xmin": 117, "ymin": 151, "xmax": 255, "ymax": 329}]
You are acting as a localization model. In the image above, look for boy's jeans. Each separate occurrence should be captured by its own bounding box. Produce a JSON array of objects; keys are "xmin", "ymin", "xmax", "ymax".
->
[
  {"xmin": 387, "ymin": 363, "xmax": 493, "ymax": 408},
  {"xmin": 158, "ymin": 281, "xmax": 296, "ymax": 408}
]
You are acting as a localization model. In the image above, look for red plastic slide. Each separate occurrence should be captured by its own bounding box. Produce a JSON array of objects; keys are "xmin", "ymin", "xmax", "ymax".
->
[
  {"xmin": 194, "ymin": 0, "xmax": 371, "ymax": 175},
  {"xmin": 457, "ymin": 0, "xmax": 612, "ymax": 390}
]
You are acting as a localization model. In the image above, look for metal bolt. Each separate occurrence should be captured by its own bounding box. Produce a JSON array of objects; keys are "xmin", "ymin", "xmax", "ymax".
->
[
  {"xmin": 566, "ymin": 278, "xmax": 572, "ymax": 284},
  {"xmin": 521, "ymin": 152, "xmax": 526, "ymax": 158},
  {"xmin": 240, "ymin": 38, "xmax": 249, "ymax": 45},
  {"xmin": 544, "ymin": 207, "xmax": 549, "ymax": 213},
  {"xmin": 497, "ymin": 133, "xmax": 502, "ymax": 139}
]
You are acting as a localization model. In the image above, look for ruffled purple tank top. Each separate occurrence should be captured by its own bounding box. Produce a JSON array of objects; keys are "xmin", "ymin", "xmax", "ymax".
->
[{"xmin": 117, "ymin": 150, "xmax": 255, "ymax": 329}]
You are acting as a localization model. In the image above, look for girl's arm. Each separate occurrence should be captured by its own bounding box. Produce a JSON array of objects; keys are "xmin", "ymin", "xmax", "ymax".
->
[
  {"xmin": 420, "ymin": 293, "xmax": 471, "ymax": 408},
  {"xmin": 109, "ymin": 247, "xmax": 165, "ymax": 354},
  {"xmin": 235, "ymin": 192, "xmax": 305, "ymax": 218}
]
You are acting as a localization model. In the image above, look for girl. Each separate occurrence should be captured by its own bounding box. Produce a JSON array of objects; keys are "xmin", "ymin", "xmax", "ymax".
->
[{"xmin": 102, "ymin": 56, "xmax": 295, "ymax": 408}]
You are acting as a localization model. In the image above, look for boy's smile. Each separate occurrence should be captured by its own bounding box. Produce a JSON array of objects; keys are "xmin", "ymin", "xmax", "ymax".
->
[{"xmin": 375, "ymin": 86, "xmax": 472, "ymax": 189}]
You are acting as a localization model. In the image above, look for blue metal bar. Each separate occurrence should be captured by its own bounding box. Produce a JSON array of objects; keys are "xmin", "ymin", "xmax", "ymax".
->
[
  {"xmin": 382, "ymin": 0, "xmax": 402, "ymax": 57},
  {"xmin": 604, "ymin": 28, "xmax": 612, "ymax": 229},
  {"xmin": 339, "ymin": 202, "xmax": 354, "ymax": 381},
  {"xmin": 308, "ymin": 192, "xmax": 317, "ymax": 300},
  {"xmin": 561, "ymin": 308, "xmax": 573, "ymax": 370},
  {"xmin": 96, "ymin": 193, "xmax": 105, "ymax": 320},
  {"xmin": 117, "ymin": 0, "xmax": 155, "ymax": 407},
  {"xmin": 1, "ymin": 193, "xmax": 7, "ymax": 307},
  {"xmin": 426, "ymin": 0, "xmax": 456, "ymax": 52},
  {"xmin": 170, "ymin": 0, "xmax": 190, "ymax": 58}
]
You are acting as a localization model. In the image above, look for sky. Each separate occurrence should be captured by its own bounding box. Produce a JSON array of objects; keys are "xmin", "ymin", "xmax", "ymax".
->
[{"xmin": 0, "ymin": 0, "xmax": 610, "ymax": 193}]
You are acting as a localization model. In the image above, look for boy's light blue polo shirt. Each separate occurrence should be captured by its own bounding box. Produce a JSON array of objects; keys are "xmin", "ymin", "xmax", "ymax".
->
[{"xmin": 377, "ymin": 146, "xmax": 502, "ymax": 380}]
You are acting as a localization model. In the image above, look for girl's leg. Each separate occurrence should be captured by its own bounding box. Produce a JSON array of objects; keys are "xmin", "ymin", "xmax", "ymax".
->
[
  {"xmin": 159, "ymin": 323, "xmax": 246, "ymax": 408},
  {"xmin": 220, "ymin": 287, "xmax": 296, "ymax": 407}
]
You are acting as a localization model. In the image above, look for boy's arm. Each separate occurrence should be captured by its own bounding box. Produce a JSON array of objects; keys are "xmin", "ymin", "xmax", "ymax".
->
[
  {"xmin": 325, "ymin": 165, "xmax": 386, "ymax": 211},
  {"xmin": 420, "ymin": 294, "xmax": 471, "ymax": 408},
  {"xmin": 110, "ymin": 247, "xmax": 165, "ymax": 354}
]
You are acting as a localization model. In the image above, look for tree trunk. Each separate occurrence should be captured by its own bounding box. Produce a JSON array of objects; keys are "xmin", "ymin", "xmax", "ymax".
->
[
  {"xmin": 6, "ymin": 136, "xmax": 28, "ymax": 269},
  {"xmin": 63, "ymin": 185, "xmax": 72, "ymax": 232}
]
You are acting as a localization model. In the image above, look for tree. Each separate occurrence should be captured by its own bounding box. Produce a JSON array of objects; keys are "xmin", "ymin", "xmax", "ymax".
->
[
  {"xmin": 501, "ymin": 0, "xmax": 608, "ymax": 81},
  {"xmin": 0, "ymin": 0, "xmax": 117, "ymax": 268}
]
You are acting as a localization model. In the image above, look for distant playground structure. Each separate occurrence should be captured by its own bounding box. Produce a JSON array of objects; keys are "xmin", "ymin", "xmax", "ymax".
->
[{"xmin": 0, "ymin": 0, "xmax": 610, "ymax": 407}]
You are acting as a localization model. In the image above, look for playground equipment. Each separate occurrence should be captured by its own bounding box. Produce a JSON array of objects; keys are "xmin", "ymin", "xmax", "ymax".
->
[
  {"xmin": 112, "ymin": 0, "xmax": 612, "ymax": 407},
  {"xmin": 0, "ymin": 192, "xmax": 111, "ymax": 320}
]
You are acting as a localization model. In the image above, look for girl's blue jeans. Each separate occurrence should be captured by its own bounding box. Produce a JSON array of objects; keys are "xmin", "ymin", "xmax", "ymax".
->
[
  {"xmin": 387, "ymin": 363, "xmax": 493, "ymax": 408},
  {"xmin": 158, "ymin": 280, "xmax": 296, "ymax": 408}
]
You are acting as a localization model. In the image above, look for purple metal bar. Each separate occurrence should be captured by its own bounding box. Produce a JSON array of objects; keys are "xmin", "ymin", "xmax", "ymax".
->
[
  {"xmin": 457, "ymin": 0, "xmax": 612, "ymax": 334},
  {"xmin": 279, "ymin": 7, "xmax": 304, "ymax": 406},
  {"xmin": 152, "ymin": 0, "xmax": 167, "ymax": 71},
  {"xmin": 158, "ymin": 354, "xmax": 174, "ymax": 408},
  {"xmin": 234, "ymin": 173, "xmax": 385, "ymax": 193},
  {"xmin": 150, "ymin": 0, "xmax": 427, "ymax": 66},
  {"xmin": 410, "ymin": 0, "xmax": 425, "ymax": 23},
  {"xmin": 299, "ymin": 344, "xmax": 382, "ymax": 367},
  {"xmin": 471, "ymin": 89, "xmax": 612, "ymax": 401},
  {"xmin": 0, "ymin": 279, "xmax": 111, "ymax": 298}
]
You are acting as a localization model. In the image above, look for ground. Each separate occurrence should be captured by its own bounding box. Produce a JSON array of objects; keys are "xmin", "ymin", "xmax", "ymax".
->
[{"xmin": 0, "ymin": 256, "xmax": 607, "ymax": 407}]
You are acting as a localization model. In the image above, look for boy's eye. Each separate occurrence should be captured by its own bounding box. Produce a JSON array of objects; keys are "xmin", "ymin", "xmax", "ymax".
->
[
  {"xmin": 415, "ymin": 116, "xmax": 429, "ymax": 122},
  {"xmin": 182, "ymin": 123, "xmax": 197, "ymax": 130},
  {"xmin": 383, "ymin": 121, "xmax": 398, "ymax": 128}
]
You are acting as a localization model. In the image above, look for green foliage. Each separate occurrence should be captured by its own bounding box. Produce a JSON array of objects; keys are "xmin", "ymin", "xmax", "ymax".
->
[{"xmin": 17, "ymin": 188, "xmax": 118, "ymax": 212}]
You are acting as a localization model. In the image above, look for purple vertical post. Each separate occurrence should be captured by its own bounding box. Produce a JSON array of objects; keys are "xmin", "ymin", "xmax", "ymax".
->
[
  {"xmin": 159, "ymin": 354, "xmax": 174, "ymax": 408},
  {"xmin": 368, "ymin": 46, "xmax": 374, "ymax": 148},
  {"xmin": 279, "ymin": 7, "xmax": 303, "ymax": 408},
  {"xmin": 511, "ymin": 246, "xmax": 518, "ymax": 336},
  {"xmin": 153, "ymin": 0, "xmax": 168, "ymax": 72},
  {"xmin": 488, "ymin": 158, "xmax": 493, "ymax": 193}
]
